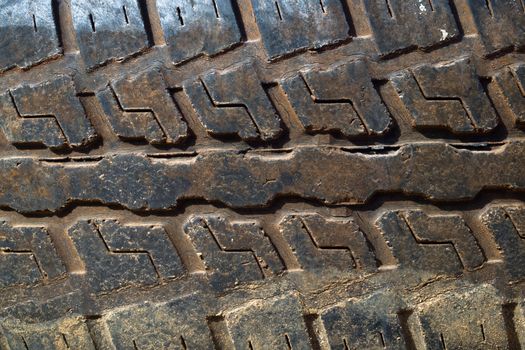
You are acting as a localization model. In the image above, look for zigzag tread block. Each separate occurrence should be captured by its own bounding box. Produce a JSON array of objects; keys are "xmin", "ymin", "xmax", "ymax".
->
[
  {"xmin": 481, "ymin": 204, "xmax": 525, "ymax": 282},
  {"xmin": 183, "ymin": 61, "xmax": 282, "ymax": 141},
  {"xmin": 68, "ymin": 219, "xmax": 184, "ymax": 292},
  {"xmin": 375, "ymin": 209, "xmax": 485, "ymax": 274},
  {"xmin": 281, "ymin": 59, "xmax": 391, "ymax": 137},
  {"xmin": 0, "ymin": 221, "xmax": 65, "ymax": 288},
  {"xmin": 0, "ymin": 76, "xmax": 96, "ymax": 149},
  {"xmin": 183, "ymin": 214, "xmax": 283, "ymax": 290},
  {"xmin": 389, "ymin": 57, "xmax": 499, "ymax": 133},
  {"xmin": 279, "ymin": 213, "xmax": 377, "ymax": 272},
  {"xmin": 97, "ymin": 68, "xmax": 188, "ymax": 144}
]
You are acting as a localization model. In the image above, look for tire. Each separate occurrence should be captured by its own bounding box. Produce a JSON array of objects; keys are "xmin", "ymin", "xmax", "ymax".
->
[{"xmin": 0, "ymin": 0, "xmax": 524, "ymax": 349}]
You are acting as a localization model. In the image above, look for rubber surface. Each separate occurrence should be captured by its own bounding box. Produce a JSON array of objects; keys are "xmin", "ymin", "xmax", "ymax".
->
[{"xmin": 0, "ymin": 0, "xmax": 525, "ymax": 349}]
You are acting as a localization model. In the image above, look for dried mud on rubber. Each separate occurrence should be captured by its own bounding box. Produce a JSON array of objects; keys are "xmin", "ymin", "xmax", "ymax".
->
[{"xmin": 0, "ymin": 0, "xmax": 525, "ymax": 349}]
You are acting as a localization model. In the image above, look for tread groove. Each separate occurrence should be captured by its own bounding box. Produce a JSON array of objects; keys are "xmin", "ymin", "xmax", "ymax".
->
[
  {"xmin": 502, "ymin": 303, "xmax": 521, "ymax": 350},
  {"xmin": 397, "ymin": 310, "xmax": 419, "ymax": 350}
]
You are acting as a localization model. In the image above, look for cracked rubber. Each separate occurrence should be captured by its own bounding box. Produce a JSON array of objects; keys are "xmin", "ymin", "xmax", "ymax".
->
[{"xmin": 0, "ymin": 0, "xmax": 525, "ymax": 349}]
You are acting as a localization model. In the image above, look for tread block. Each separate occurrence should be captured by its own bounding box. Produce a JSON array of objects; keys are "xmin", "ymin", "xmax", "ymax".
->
[
  {"xmin": 364, "ymin": 0, "xmax": 459, "ymax": 56},
  {"xmin": 494, "ymin": 63, "xmax": 525, "ymax": 127},
  {"xmin": 0, "ymin": 76, "xmax": 96, "ymax": 148},
  {"xmin": 468, "ymin": 0, "xmax": 525, "ymax": 55},
  {"xmin": 0, "ymin": 292, "xmax": 82, "ymax": 325},
  {"xmin": 156, "ymin": 0, "xmax": 243, "ymax": 64},
  {"xmin": 0, "ymin": 91, "xmax": 65, "ymax": 148},
  {"xmin": 375, "ymin": 210, "xmax": 485, "ymax": 274},
  {"xmin": 69, "ymin": 219, "xmax": 184, "ymax": 292},
  {"xmin": 223, "ymin": 293, "xmax": 311, "ymax": 349},
  {"xmin": 98, "ymin": 69, "xmax": 188, "ymax": 144},
  {"xmin": 251, "ymin": 0, "xmax": 351, "ymax": 59},
  {"xmin": 281, "ymin": 60, "xmax": 391, "ymax": 137},
  {"xmin": 279, "ymin": 213, "xmax": 376, "ymax": 272},
  {"xmin": 1, "ymin": 316, "xmax": 95, "ymax": 350},
  {"xmin": 71, "ymin": 0, "xmax": 150, "ymax": 68},
  {"xmin": 0, "ymin": 0, "xmax": 61, "ymax": 72},
  {"xmin": 320, "ymin": 292, "xmax": 406, "ymax": 349},
  {"xmin": 184, "ymin": 62, "xmax": 282, "ymax": 141},
  {"xmin": 390, "ymin": 58, "xmax": 499, "ymax": 133},
  {"xmin": 90, "ymin": 294, "xmax": 214, "ymax": 349},
  {"xmin": 183, "ymin": 215, "xmax": 283, "ymax": 290},
  {"xmin": 414, "ymin": 285, "xmax": 507, "ymax": 349},
  {"xmin": 0, "ymin": 222, "xmax": 65, "ymax": 288},
  {"xmin": 481, "ymin": 204, "xmax": 525, "ymax": 281}
]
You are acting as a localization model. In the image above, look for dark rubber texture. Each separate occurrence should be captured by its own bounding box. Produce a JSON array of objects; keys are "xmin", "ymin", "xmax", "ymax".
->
[{"xmin": 0, "ymin": 0, "xmax": 525, "ymax": 349}]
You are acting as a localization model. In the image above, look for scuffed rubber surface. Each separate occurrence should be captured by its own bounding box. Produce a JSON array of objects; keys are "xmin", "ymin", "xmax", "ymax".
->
[{"xmin": 0, "ymin": 0, "xmax": 525, "ymax": 349}]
